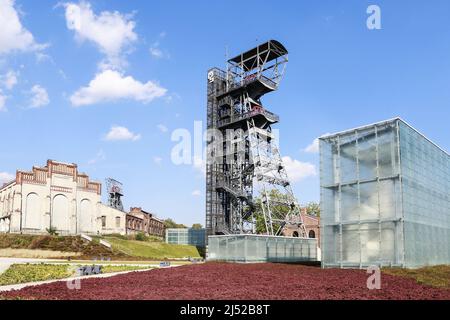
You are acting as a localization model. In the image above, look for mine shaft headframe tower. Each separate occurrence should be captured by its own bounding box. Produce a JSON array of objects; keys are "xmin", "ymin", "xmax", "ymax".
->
[
  {"xmin": 206, "ymin": 40, "xmax": 306, "ymax": 238},
  {"xmin": 106, "ymin": 178, "xmax": 124, "ymax": 211}
]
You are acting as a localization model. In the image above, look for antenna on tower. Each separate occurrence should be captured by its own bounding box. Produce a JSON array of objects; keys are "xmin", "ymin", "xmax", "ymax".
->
[{"xmin": 105, "ymin": 178, "xmax": 124, "ymax": 211}]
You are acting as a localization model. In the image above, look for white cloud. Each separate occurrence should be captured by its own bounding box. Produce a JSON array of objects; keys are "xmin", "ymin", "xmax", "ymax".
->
[
  {"xmin": 88, "ymin": 149, "xmax": 106, "ymax": 164},
  {"xmin": 0, "ymin": 172, "xmax": 15, "ymax": 184},
  {"xmin": 70, "ymin": 69, "xmax": 167, "ymax": 106},
  {"xmin": 303, "ymin": 133, "xmax": 331, "ymax": 153},
  {"xmin": 149, "ymin": 46, "xmax": 163, "ymax": 59},
  {"xmin": 157, "ymin": 124, "xmax": 168, "ymax": 133},
  {"xmin": 29, "ymin": 85, "xmax": 49, "ymax": 108},
  {"xmin": 149, "ymin": 32, "xmax": 169, "ymax": 59},
  {"xmin": 282, "ymin": 156, "xmax": 317, "ymax": 183},
  {"xmin": 153, "ymin": 156, "xmax": 162, "ymax": 165},
  {"xmin": 191, "ymin": 190, "xmax": 201, "ymax": 197},
  {"xmin": 63, "ymin": 1, "xmax": 137, "ymax": 68},
  {"xmin": 105, "ymin": 125, "xmax": 141, "ymax": 141},
  {"xmin": 0, "ymin": 0, "xmax": 46, "ymax": 55},
  {"xmin": 0, "ymin": 92, "xmax": 6, "ymax": 111},
  {"xmin": 1, "ymin": 70, "xmax": 18, "ymax": 89}
]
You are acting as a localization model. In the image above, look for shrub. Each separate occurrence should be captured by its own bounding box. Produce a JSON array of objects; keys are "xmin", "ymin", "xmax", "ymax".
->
[
  {"xmin": 46, "ymin": 227, "xmax": 58, "ymax": 236},
  {"xmin": 135, "ymin": 232, "xmax": 148, "ymax": 241}
]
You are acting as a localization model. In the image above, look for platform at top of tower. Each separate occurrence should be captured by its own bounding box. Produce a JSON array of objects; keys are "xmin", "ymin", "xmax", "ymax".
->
[{"xmin": 228, "ymin": 40, "xmax": 288, "ymax": 71}]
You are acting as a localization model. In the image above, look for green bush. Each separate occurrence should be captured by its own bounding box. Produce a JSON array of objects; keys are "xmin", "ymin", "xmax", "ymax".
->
[
  {"xmin": 46, "ymin": 227, "xmax": 58, "ymax": 236},
  {"xmin": 135, "ymin": 232, "xmax": 148, "ymax": 241}
]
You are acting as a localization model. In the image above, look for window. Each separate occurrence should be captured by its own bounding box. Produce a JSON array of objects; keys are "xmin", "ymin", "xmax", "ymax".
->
[
  {"xmin": 116, "ymin": 217, "xmax": 121, "ymax": 228},
  {"xmin": 292, "ymin": 231, "xmax": 299, "ymax": 237},
  {"xmin": 101, "ymin": 216, "xmax": 106, "ymax": 228},
  {"xmin": 309, "ymin": 230, "xmax": 316, "ymax": 238}
]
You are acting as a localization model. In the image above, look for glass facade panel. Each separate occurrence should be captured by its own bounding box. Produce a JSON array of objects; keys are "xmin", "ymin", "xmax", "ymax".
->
[
  {"xmin": 165, "ymin": 228, "xmax": 206, "ymax": 247},
  {"xmin": 359, "ymin": 181, "xmax": 379, "ymax": 221},
  {"xmin": 358, "ymin": 128, "xmax": 377, "ymax": 181},
  {"xmin": 320, "ymin": 118, "xmax": 450, "ymax": 268},
  {"xmin": 399, "ymin": 122, "xmax": 450, "ymax": 267},
  {"xmin": 339, "ymin": 135, "xmax": 357, "ymax": 184}
]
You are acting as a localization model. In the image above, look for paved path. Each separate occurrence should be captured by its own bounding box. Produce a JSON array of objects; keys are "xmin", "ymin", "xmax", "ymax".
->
[{"xmin": 0, "ymin": 257, "xmax": 165, "ymax": 267}]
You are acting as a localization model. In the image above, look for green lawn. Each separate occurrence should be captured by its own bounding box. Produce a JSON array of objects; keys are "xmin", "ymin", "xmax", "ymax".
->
[
  {"xmin": 383, "ymin": 265, "xmax": 450, "ymax": 288},
  {"xmin": 104, "ymin": 237, "xmax": 201, "ymax": 259}
]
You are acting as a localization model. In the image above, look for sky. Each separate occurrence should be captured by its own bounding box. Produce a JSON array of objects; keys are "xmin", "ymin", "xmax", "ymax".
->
[{"xmin": 1, "ymin": 0, "xmax": 450, "ymax": 226}]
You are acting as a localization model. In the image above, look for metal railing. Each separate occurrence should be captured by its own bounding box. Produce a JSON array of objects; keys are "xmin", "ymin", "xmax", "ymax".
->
[{"xmin": 217, "ymin": 108, "xmax": 279, "ymax": 128}]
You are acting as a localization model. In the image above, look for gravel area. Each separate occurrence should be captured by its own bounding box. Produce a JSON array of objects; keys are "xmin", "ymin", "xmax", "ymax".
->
[{"xmin": 1, "ymin": 262, "xmax": 449, "ymax": 300}]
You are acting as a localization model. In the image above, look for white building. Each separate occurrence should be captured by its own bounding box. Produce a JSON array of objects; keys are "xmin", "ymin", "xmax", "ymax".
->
[{"xmin": 0, "ymin": 160, "xmax": 126, "ymax": 235}]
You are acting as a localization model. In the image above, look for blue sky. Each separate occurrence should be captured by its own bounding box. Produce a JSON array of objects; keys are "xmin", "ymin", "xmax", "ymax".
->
[{"xmin": 1, "ymin": 0, "xmax": 450, "ymax": 226}]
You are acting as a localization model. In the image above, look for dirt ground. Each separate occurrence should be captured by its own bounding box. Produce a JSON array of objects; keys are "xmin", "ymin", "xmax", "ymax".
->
[{"xmin": 1, "ymin": 262, "xmax": 449, "ymax": 300}]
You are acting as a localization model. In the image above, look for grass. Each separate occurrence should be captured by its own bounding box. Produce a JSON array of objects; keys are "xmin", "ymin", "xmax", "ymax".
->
[
  {"xmin": 101, "ymin": 265, "xmax": 152, "ymax": 273},
  {"xmin": 0, "ymin": 263, "xmax": 153, "ymax": 286},
  {"xmin": 0, "ymin": 264, "xmax": 71, "ymax": 286},
  {"xmin": 0, "ymin": 233, "xmax": 200, "ymax": 261},
  {"xmin": 0, "ymin": 234, "xmax": 119, "ymax": 259},
  {"xmin": 383, "ymin": 265, "xmax": 450, "ymax": 288},
  {"xmin": 104, "ymin": 237, "xmax": 201, "ymax": 259}
]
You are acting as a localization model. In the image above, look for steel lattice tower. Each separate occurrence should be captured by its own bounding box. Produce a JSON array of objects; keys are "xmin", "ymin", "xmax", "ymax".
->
[
  {"xmin": 205, "ymin": 40, "xmax": 307, "ymax": 238},
  {"xmin": 106, "ymin": 178, "xmax": 124, "ymax": 211}
]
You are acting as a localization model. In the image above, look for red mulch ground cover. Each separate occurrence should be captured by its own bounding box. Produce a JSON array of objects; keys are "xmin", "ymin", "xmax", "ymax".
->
[{"xmin": 1, "ymin": 262, "xmax": 449, "ymax": 300}]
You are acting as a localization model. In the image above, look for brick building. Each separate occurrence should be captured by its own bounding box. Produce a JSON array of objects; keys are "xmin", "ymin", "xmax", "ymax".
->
[
  {"xmin": 126, "ymin": 207, "xmax": 165, "ymax": 237},
  {"xmin": 283, "ymin": 208, "xmax": 320, "ymax": 245}
]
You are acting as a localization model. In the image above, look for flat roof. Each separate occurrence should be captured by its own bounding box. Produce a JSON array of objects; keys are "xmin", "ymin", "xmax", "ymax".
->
[
  {"xmin": 228, "ymin": 40, "xmax": 288, "ymax": 70},
  {"xmin": 319, "ymin": 117, "xmax": 450, "ymax": 157},
  {"xmin": 208, "ymin": 234, "xmax": 314, "ymax": 241}
]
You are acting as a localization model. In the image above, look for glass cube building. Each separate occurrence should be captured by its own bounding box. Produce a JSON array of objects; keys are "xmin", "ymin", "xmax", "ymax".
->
[
  {"xmin": 165, "ymin": 228, "xmax": 206, "ymax": 248},
  {"xmin": 207, "ymin": 235, "xmax": 318, "ymax": 263},
  {"xmin": 320, "ymin": 118, "xmax": 450, "ymax": 268}
]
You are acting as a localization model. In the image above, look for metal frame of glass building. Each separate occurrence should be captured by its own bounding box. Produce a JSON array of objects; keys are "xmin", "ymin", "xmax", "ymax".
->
[
  {"xmin": 165, "ymin": 228, "xmax": 206, "ymax": 248},
  {"xmin": 320, "ymin": 118, "xmax": 450, "ymax": 268}
]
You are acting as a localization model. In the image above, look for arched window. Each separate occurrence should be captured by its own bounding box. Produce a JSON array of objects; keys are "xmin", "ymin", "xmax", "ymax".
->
[
  {"xmin": 292, "ymin": 231, "xmax": 299, "ymax": 237},
  {"xmin": 24, "ymin": 193, "xmax": 40, "ymax": 230},
  {"xmin": 79, "ymin": 199, "xmax": 92, "ymax": 233},
  {"xmin": 309, "ymin": 230, "xmax": 316, "ymax": 238},
  {"xmin": 52, "ymin": 194, "xmax": 69, "ymax": 232}
]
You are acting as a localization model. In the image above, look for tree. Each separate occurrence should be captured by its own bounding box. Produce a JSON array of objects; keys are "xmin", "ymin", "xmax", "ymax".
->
[
  {"xmin": 191, "ymin": 223, "xmax": 203, "ymax": 230},
  {"xmin": 251, "ymin": 189, "xmax": 289, "ymax": 235},
  {"xmin": 164, "ymin": 218, "xmax": 187, "ymax": 229},
  {"xmin": 305, "ymin": 201, "xmax": 320, "ymax": 217}
]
